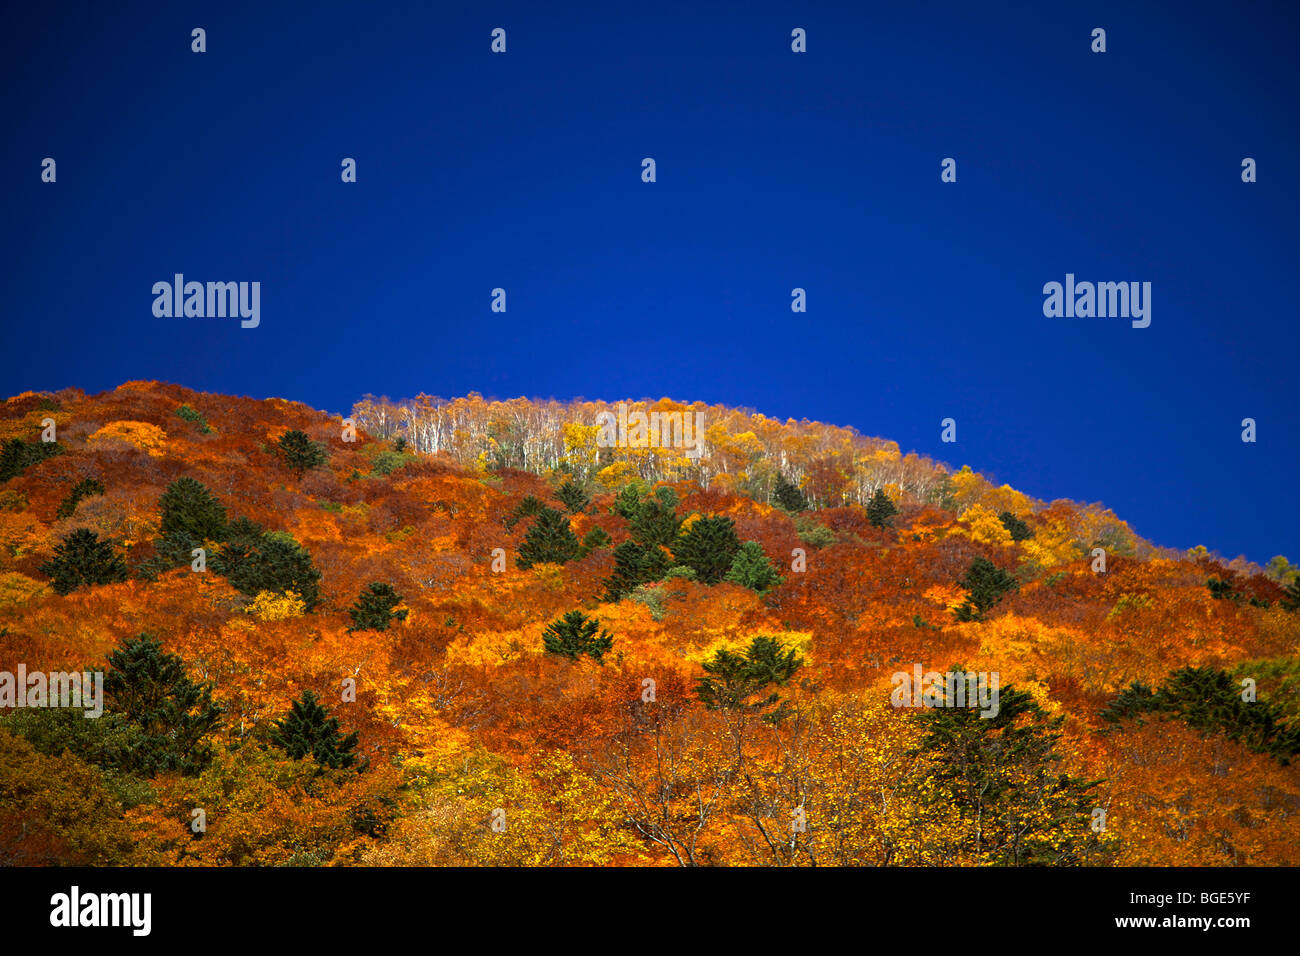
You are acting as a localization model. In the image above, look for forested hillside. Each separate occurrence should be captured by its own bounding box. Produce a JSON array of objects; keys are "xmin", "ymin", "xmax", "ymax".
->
[{"xmin": 2, "ymin": 381, "xmax": 1298, "ymax": 866}]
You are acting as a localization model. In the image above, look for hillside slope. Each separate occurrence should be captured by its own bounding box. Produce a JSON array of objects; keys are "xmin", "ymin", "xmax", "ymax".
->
[{"xmin": 1, "ymin": 381, "xmax": 1297, "ymax": 866}]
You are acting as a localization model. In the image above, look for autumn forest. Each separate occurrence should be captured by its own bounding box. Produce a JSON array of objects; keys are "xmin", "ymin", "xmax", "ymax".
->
[{"xmin": 2, "ymin": 381, "xmax": 1298, "ymax": 867}]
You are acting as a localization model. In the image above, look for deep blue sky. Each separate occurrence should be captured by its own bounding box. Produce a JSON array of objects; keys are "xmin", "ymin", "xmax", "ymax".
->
[{"xmin": 4, "ymin": 1, "xmax": 1296, "ymax": 564}]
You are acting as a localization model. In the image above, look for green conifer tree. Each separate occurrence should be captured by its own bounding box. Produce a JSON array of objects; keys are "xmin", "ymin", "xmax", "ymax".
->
[
  {"xmin": 55, "ymin": 477, "xmax": 105, "ymax": 519},
  {"xmin": 917, "ymin": 680, "xmax": 1109, "ymax": 865},
  {"xmin": 0, "ymin": 438, "xmax": 63, "ymax": 482},
  {"xmin": 611, "ymin": 481, "xmax": 650, "ymax": 520},
  {"xmin": 555, "ymin": 479, "xmax": 591, "ymax": 514},
  {"xmin": 1102, "ymin": 666, "xmax": 1300, "ymax": 763},
  {"xmin": 348, "ymin": 582, "xmax": 408, "ymax": 632},
  {"xmin": 516, "ymin": 506, "xmax": 581, "ymax": 568},
  {"xmin": 578, "ymin": 525, "xmax": 612, "ymax": 557},
  {"xmin": 223, "ymin": 516, "xmax": 266, "ymax": 547},
  {"xmin": 104, "ymin": 634, "xmax": 223, "ymax": 776},
  {"xmin": 277, "ymin": 429, "xmax": 328, "ymax": 473},
  {"xmin": 1207, "ymin": 577, "xmax": 1238, "ymax": 601},
  {"xmin": 39, "ymin": 528, "xmax": 129, "ymax": 594},
  {"xmin": 541, "ymin": 610, "xmax": 614, "ymax": 661},
  {"xmin": 773, "ymin": 476, "xmax": 808, "ymax": 513},
  {"xmin": 672, "ymin": 514, "xmax": 741, "ymax": 584},
  {"xmin": 1284, "ymin": 575, "xmax": 1300, "ymax": 612},
  {"xmin": 135, "ymin": 530, "xmax": 203, "ymax": 581},
  {"xmin": 176, "ymin": 404, "xmax": 212, "ymax": 433},
  {"xmin": 724, "ymin": 541, "xmax": 785, "ymax": 595},
  {"xmin": 504, "ymin": 494, "xmax": 544, "ymax": 531},
  {"xmin": 630, "ymin": 487, "xmax": 682, "ymax": 547},
  {"xmin": 214, "ymin": 532, "xmax": 322, "ymax": 609},
  {"xmin": 866, "ymin": 488, "xmax": 899, "ymax": 528},
  {"xmin": 159, "ymin": 476, "xmax": 228, "ymax": 541},
  {"xmin": 604, "ymin": 540, "xmax": 670, "ymax": 600},
  {"xmin": 998, "ymin": 511, "xmax": 1034, "ymax": 541},
  {"xmin": 695, "ymin": 636, "xmax": 804, "ymax": 719},
  {"xmin": 270, "ymin": 689, "xmax": 359, "ymax": 769},
  {"xmin": 954, "ymin": 556, "xmax": 1018, "ymax": 621}
]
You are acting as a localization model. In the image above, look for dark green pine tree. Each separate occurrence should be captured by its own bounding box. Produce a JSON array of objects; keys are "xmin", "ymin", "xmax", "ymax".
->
[
  {"xmin": 724, "ymin": 541, "xmax": 785, "ymax": 595},
  {"xmin": 0, "ymin": 438, "xmax": 63, "ymax": 482},
  {"xmin": 222, "ymin": 515, "xmax": 267, "ymax": 547},
  {"xmin": 55, "ymin": 477, "xmax": 105, "ymax": 519},
  {"xmin": 270, "ymin": 689, "xmax": 359, "ymax": 769},
  {"xmin": 1206, "ymin": 577, "xmax": 1238, "ymax": 601},
  {"xmin": 610, "ymin": 483, "xmax": 679, "ymax": 535},
  {"xmin": 1103, "ymin": 666, "xmax": 1300, "ymax": 764},
  {"xmin": 954, "ymin": 556, "xmax": 1019, "ymax": 621},
  {"xmin": 176, "ymin": 403, "xmax": 212, "ymax": 433},
  {"xmin": 39, "ymin": 527, "xmax": 129, "ymax": 594},
  {"xmin": 104, "ymin": 634, "xmax": 224, "ymax": 776},
  {"xmin": 629, "ymin": 487, "xmax": 682, "ymax": 548},
  {"xmin": 254, "ymin": 534, "xmax": 322, "ymax": 609},
  {"xmin": 503, "ymin": 494, "xmax": 545, "ymax": 531},
  {"xmin": 277, "ymin": 429, "xmax": 328, "ymax": 473},
  {"xmin": 555, "ymin": 479, "xmax": 591, "ymax": 514},
  {"xmin": 1155, "ymin": 667, "xmax": 1300, "ymax": 763},
  {"xmin": 695, "ymin": 635, "xmax": 804, "ymax": 719},
  {"xmin": 541, "ymin": 610, "xmax": 615, "ymax": 662},
  {"xmin": 516, "ymin": 506, "xmax": 581, "ymax": 568},
  {"xmin": 603, "ymin": 540, "xmax": 670, "ymax": 600},
  {"xmin": 208, "ymin": 539, "xmax": 254, "ymax": 580},
  {"xmin": 998, "ymin": 511, "xmax": 1034, "ymax": 541},
  {"xmin": 672, "ymin": 514, "xmax": 741, "ymax": 584},
  {"xmin": 917, "ymin": 681, "xmax": 1108, "ymax": 865},
  {"xmin": 159, "ymin": 476, "xmax": 228, "ymax": 541},
  {"xmin": 1284, "ymin": 575, "xmax": 1300, "ymax": 612},
  {"xmin": 215, "ymin": 532, "xmax": 323, "ymax": 610},
  {"xmin": 866, "ymin": 488, "xmax": 900, "ymax": 528},
  {"xmin": 348, "ymin": 582, "xmax": 408, "ymax": 632},
  {"xmin": 611, "ymin": 482, "xmax": 647, "ymax": 520},
  {"xmin": 577, "ymin": 525, "xmax": 612, "ymax": 557},
  {"xmin": 1098, "ymin": 680, "xmax": 1158, "ymax": 722},
  {"xmin": 135, "ymin": 530, "xmax": 204, "ymax": 581},
  {"xmin": 773, "ymin": 476, "xmax": 808, "ymax": 513}
]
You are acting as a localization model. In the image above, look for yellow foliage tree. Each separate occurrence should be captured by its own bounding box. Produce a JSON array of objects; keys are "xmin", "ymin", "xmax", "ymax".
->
[
  {"xmin": 244, "ymin": 589, "xmax": 307, "ymax": 621},
  {"xmin": 87, "ymin": 420, "xmax": 167, "ymax": 456},
  {"xmin": 958, "ymin": 504, "xmax": 1012, "ymax": 547}
]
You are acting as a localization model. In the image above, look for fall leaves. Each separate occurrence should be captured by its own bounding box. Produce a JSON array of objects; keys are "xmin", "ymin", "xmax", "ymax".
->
[{"xmin": 1, "ymin": 382, "xmax": 1298, "ymax": 867}]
